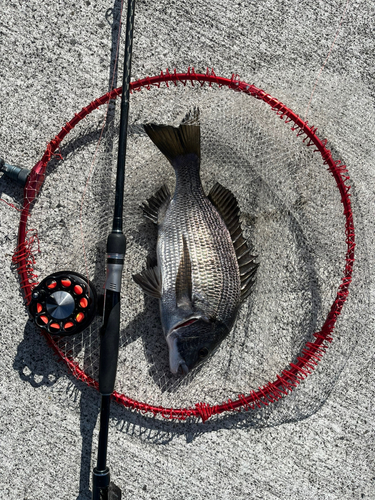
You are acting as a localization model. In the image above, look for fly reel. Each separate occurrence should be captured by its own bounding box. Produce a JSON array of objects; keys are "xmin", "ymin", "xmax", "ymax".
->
[{"xmin": 29, "ymin": 271, "xmax": 97, "ymax": 336}]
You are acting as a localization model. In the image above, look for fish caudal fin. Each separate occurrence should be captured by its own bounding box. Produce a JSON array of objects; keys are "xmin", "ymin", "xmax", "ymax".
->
[
  {"xmin": 144, "ymin": 108, "xmax": 200, "ymax": 164},
  {"xmin": 208, "ymin": 182, "xmax": 259, "ymax": 301}
]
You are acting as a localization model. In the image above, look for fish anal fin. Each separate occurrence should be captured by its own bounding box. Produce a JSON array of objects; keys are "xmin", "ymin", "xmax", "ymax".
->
[
  {"xmin": 141, "ymin": 184, "xmax": 171, "ymax": 224},
  {"xmin": 133, "ymin": 266, "xmax": 162, "ymax": 299},
  {"xmin": 175, "ymin": 235, "xmax": 193, "ymax": 308},
  {"xmin": 208, "ymin": 182, "xmax": 259, "ymax": 301}
]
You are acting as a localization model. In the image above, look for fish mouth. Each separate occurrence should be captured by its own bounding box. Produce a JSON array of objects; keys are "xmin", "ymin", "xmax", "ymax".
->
[
  {"xmin": 166, "ymin": 315, "xmax": 209, "ymax": 375},
  {"xmin": 178, "ymin": 362, "xmax": 189, "ymax": 376},
  {"xmin": 166, "ymin": 334, "xmax": 189, "ymax": 375},
  {"xmin": 171, "ymin": 317, "xmax": 199, "ymax": 332},
  {"xmin": 170, "ymin": 313, "xmax": 210, "ymax": 333}
]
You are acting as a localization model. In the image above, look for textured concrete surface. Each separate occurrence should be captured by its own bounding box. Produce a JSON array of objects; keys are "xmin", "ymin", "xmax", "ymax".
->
[{"xmin": 0, "ymin": 1, "xmax": 374, "ymax": 499}]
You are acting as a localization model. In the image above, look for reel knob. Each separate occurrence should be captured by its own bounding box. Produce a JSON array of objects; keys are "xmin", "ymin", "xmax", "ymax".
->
[{"xmin": 29, "ymin": 271, "xmax": 97, "ymax": 336}]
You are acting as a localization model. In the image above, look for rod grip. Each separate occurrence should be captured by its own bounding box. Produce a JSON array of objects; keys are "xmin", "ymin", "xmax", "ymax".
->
[
  {"xmin": 0, "ymin": 158, "xmax": 30, "ymax": 186},
  {"xmin": 99, "ymin": 292, "xmax": 120, "ymax": 395},
  {"xmin": 92, "ymin": 467, "xmax": 110, "ymax": 500}
]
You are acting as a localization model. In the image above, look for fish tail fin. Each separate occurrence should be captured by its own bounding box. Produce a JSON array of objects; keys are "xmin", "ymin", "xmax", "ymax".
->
[{"xmin": 144, "ymin": 108, "xmax": 200, "ymax": 164}]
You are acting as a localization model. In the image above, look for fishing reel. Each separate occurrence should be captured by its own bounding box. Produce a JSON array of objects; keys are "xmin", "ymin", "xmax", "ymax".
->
[{"xmin": 29, "ymin": 271, "xmax": 98, "ymax": 336}]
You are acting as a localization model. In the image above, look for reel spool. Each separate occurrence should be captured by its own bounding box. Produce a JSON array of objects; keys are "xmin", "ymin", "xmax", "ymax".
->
[{"xmin": 29, "ymin": 271, "xmax": 97, "ymax": 336}]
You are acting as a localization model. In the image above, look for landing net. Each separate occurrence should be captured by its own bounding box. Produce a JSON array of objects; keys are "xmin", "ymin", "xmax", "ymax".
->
[{"xmin": 14, "ymin": 70, "xmax": 354, "ymax": 421}]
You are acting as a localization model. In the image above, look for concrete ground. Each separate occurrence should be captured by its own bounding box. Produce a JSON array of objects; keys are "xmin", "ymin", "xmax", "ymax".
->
[{"xmin": 0, "ymin": 0, "xmax": 374, "ymax": 499}]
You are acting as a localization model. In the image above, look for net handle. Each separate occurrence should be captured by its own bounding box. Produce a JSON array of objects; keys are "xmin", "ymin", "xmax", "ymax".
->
[{"xmin": 15, "ymin": 68, "xmax": 355, "ymax": 421}]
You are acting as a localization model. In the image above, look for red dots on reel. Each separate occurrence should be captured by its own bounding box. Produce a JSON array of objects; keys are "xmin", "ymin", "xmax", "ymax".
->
[{"xmin": 29, "ymin": 271, "xmax": 97, "ymax": 336}]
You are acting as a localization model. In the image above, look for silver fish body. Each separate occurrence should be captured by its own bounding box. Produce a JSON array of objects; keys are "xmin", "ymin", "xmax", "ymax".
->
[
  {"xmin": 159, "ymin": 154, "xmax": 241, "ymax": 373},
  {"xmin": 133, "ymin": 111, "xmax": 258, "ymax": 374}
]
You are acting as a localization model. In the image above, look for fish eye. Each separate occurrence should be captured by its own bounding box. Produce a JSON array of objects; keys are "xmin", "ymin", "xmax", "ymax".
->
[{"xmin": 198, "ymin": 347, "xmax": 209, "ymax": 359}]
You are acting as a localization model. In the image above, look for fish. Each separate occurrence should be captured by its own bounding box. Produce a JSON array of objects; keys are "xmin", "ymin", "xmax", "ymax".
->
[{"xmin": 133, "ymin": 109, "xmax": 258, "ymax": 375}]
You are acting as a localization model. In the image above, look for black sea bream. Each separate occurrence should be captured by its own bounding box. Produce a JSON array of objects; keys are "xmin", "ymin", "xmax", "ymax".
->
[{"xmin": 133, "ymin": 110, "xmax": 258, "ymax": 375}]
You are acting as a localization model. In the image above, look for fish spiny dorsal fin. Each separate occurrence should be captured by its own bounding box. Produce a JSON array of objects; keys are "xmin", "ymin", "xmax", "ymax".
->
[
  {"xmin": 141, "ymin": 184, "xmax": 171, "ymax": 224},
  {"xmin": 208, "ymin": 182, "xmax": 259, "ymax": 301},
  {"xmin": 175, "ymin": 235, "xmax": 193, "ymax": 308},
  {"xmin": 143, "ymin": 108, "xmax": 200, "ymax": 164},
  {"xmin": 132, "ymin": 265, "xmax": 162, "ymax": 299}
]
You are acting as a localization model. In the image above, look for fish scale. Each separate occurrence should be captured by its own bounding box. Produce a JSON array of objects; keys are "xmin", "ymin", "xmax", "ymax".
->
[{"xmin": 159, "ymin": 172, "xmax": 240, "ymax": 327}]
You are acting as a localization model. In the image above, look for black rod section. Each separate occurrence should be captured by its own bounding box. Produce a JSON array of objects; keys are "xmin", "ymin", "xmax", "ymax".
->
[
  {"xmin": 96, "ymin": 395, "xmax": 111, "ymax": 471},
  {"xmin": 113, "ymin": 0, "xmax": 136, "ymax": 233},
  {"xmin": 92, "ymin": 1, "xmax": 136, "ymax": 498}
]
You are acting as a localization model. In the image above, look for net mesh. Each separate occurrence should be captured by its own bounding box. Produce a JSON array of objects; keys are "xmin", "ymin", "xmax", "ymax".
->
[{"xmin": 15, "ymin": 71, "xmax": 354, "ymax": 421}]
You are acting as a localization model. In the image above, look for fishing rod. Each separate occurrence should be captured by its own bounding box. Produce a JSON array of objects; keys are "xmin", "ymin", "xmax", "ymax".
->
[
  {"xmin": 92, "ymin": 0, "xmax": 136, "ymax": 498},
  {"xmin": 2, "ymin": 1, "xmax": 136, "ymax": 496}
]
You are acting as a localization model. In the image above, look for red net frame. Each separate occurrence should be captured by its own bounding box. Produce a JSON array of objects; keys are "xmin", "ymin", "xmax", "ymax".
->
[{"xmin": 14, "ymin": 68, "xmax": 355, "ymax": 421}]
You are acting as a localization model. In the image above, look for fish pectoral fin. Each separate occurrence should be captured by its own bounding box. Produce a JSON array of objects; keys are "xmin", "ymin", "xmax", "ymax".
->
[
  {"xmin": 141, "ymin": 184, "xmax": 171, "ymax": 224},
  {"xmin": 146, "ymin": 255, "xmax": 157, "ymax": 269},
  {"xmin": 175, "ymin": 235, "xmax": 193, "ymax": 308},
  {"xmin": 208, "ymin": 182, "xmax": 259, "ymax": 301},
  {"xmin": 133, "ymin": 266, "xmax": 162, "ymax": 299}
]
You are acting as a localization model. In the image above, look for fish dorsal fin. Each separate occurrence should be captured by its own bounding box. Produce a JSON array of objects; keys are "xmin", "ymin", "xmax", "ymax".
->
[
  {"xmin": 141, "ymin": 184, "xmax": 171, "ymax": 224},
  {"xmin": 175, "ymin": 235, "xmax": 193, "ymax": 308},
  {"xmin": 208, "ymin": 182, "xmax": 259, "ymax": 301},
  {"xmin": 208, "ymin": 182, "xmax": 243, "ymax": 241},
  {"xmin": 144, "ymin": 108, "xmax": 200, "ymax": 164},
  {"xmin": 132, "ymin": 265, "xmax": 162, "ymax": 299}
]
